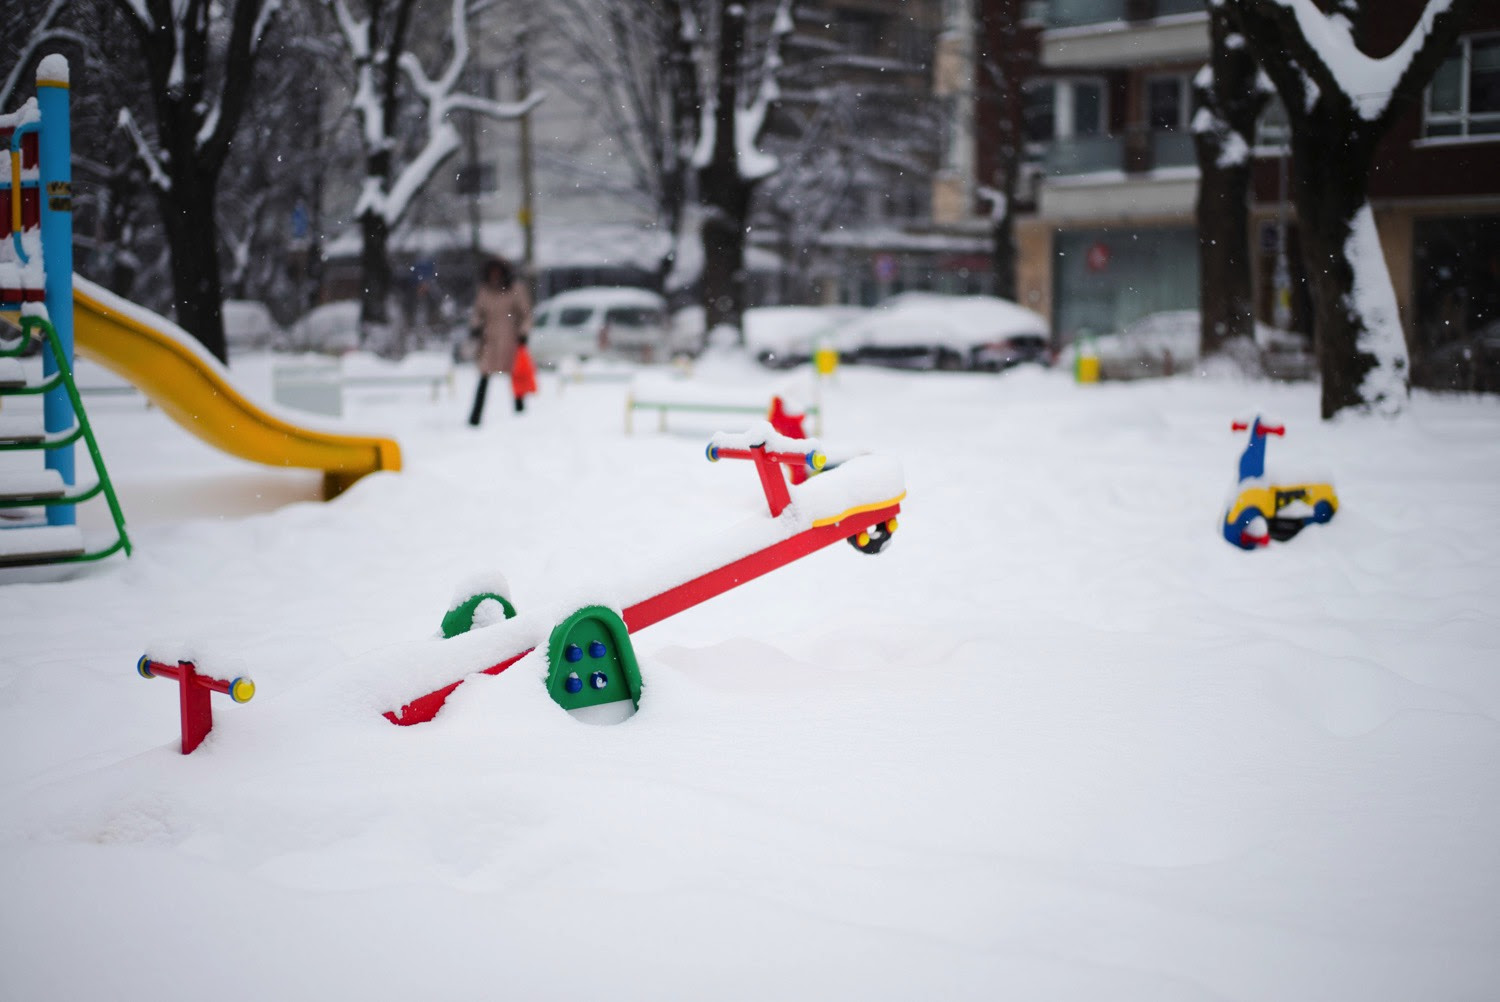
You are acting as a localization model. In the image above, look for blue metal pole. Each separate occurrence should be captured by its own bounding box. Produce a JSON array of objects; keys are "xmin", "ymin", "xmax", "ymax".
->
[{"xmin": 36, "ymin": 56, "xmax": 74, "ymax": 526}]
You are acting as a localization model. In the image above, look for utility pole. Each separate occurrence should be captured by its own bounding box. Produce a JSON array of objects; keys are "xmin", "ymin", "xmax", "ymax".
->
[
  {"xmin": 516, "ymin": 22, "xmax": 537, "ymax": 291},
  {"xmin": 463, "ymin": 105, "xmax": 483, "ymax": 258}
]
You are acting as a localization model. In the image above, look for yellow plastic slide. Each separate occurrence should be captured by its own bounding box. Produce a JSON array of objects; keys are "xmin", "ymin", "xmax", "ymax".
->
[{"xmin": 70, "ymin": 275, "xmax": 401, "ymax": 497}]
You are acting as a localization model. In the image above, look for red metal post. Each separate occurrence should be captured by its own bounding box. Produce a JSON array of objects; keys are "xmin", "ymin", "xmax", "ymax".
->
[
  {"xmin": 137, "ymin": 657, "xmax": 254, "ymax": 754},
  {"xmin": 751, "ymin": 449, "xmax": 793, "ymax": 517},
  {"xmin": 179, "ymin": 664, "xmax": 214, "ymax": 754}
]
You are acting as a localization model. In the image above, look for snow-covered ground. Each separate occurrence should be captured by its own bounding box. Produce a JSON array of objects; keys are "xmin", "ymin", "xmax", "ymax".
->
[{"xmin": 3, "ymin": 347, "xmax": 1499, "ymax": 1000}]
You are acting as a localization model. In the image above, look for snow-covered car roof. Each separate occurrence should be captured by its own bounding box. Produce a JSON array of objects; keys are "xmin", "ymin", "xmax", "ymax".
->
[
  {"xmin": 535, "ymin": 286, "xmax": 665, "ymax": 313},
  {"xmin": 1109, "ymin": 311, "xmax": 1306, "ymax": 354},
  {"xmin": 222, "ymin": 300, "xmax": 279, "ymax": 345},
  {"xmin": 744, "ymin": 305, "xmax": 866, "ymax": 355},
  {"xmin": 835, "ymin": 294, "xmax": 1048, "ymax": 352}
]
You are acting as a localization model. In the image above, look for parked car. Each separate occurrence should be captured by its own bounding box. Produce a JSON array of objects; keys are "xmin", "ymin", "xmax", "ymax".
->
[
  {"xmin": 287, "ymin": 300, "xmax": 360, "ymax": 354},
  {"xmin": 971, "ymin": 333, "xmax": 1054, "ymax": 371},
  {"xmin": 745, "ymin": 305, "xmax": 867, "ymax": 369},
  {"xmin": 833, "ymin": 293, "xmax": 1050, "ymax": 371},
  {"xmin": 1079, "ymin": 310, "xmax": 1314, "ymax": 381},
  {"xmin": 528, "ymin": 286, "xmax": 669, "ymax": 366},
  {"xmin": 223, "ymin": 299, "xmax": 281, "ymax": 355},
  {"xmin": 1416, "ymin": 321, "xmax": 1500, "ymax": 393}
]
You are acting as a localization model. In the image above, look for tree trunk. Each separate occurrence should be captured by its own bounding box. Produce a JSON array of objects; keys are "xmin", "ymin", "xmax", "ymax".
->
[
  {"xmin": 1288, "ymin": 123, "xmax": 1407, "ymax": 417},
  {"xmin": 701, "ymin": 199, "xmax": 748, "ymax": 334},
  {"xmin": 360, "ymin": 208, "xmax": 393, "ymax": 337},
  {"xmin": 991, "ymin": 208, "xmax": 1016, "ymax": 302},
  {"xmin": 1194, "ymin": 5, "xmax": 1265, "ymax": 363},
  {"xmin": 698, "ymin": 0, "xmax": 752, "ymax": 342},
  {"xmin": 1194, "ymin": 149, "xmax": 1257, "ymax": 357},
  {"xmin": 156, "ymin": 171, "xmax": 228, "ymax": 363}
]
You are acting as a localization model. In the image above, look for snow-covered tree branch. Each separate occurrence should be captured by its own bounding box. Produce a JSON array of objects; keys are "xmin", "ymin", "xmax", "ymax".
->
[
  {"xmin": 327, "ymin": 0, "xmax": 545, "ymax": 341},
  {"xmin": 697, "ymin": 0, "xmax": 797, "ymax": 340}
]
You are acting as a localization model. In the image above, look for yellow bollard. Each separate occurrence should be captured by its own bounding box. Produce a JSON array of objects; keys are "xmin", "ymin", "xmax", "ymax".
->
[
  {"xmin": 1075, "ymin": 337, "xmax": 1100, "ymax": 384},
  {"xmin": 814, "ymin": 342, "xmax": 838, "ymax": 378}
]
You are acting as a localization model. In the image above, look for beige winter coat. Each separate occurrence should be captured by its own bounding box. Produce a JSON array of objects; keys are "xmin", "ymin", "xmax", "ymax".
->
[{"xmin": 471, "ymin": 281, "xmax": 532, "ymax": 376}]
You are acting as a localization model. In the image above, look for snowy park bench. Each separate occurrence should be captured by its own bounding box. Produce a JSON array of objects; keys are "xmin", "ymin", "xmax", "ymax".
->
[
  {"xmin": 273, "ymin": 354, "xmax": 454, "ymax": 418},
  {"xmin": 625, "ymin": 374, "xmax": 822, "ymax": 435}
]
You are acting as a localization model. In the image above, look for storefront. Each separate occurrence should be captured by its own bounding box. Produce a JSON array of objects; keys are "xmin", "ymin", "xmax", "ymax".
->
[{"xmin": 1051, "ymin": 226, "xmax": 1199, "ymax": 343}]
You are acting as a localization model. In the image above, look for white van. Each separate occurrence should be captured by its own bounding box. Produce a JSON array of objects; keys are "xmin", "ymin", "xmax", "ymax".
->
[{"xmin": 529, "ymin": 287, "xmax": 668, "ymax": 365}]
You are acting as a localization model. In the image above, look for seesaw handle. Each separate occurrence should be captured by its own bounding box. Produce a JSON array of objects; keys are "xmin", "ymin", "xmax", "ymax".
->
[
  {"xmin": 706, "ymin": 445, "xmax": 826, "ymax": 471},
  {"xmin": 137, "ymin": 656, "xmax": 255, "ymax": 703}
]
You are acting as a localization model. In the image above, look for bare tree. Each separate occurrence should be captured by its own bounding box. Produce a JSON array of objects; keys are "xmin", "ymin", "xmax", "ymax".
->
[
  {"xmin": 105, "ymin": 0, "xmax": 282, "ymax": 362},
  {"xmin": 1193, "ymin": 3, "xmax": 1271, "ymax": 365},
  {"xmin": 695, "ymin": 0, "xmax": 795, "ymax": 340},
  {"xmin": 974, "ymin": 0, "xmax": 1036, "ymax": 303},
  {"xmin": 551, "ymin": 0, "xmax": 703, "ymax": 292},
  {"xmin": 0, "ymin": 0, "xmax": 95, "ymax": 109},
  {"xmin": 325, "ymin": 0, "xmax": 544, "ymax": 346},
  {"xmin": 1226, "ymin": 0, "xmax": 1476, "ymax": 417}
]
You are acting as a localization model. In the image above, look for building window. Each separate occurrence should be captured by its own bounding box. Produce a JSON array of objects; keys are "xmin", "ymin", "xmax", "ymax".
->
[
  {"xmin": 1023, "ymin": 78, "xmax": 1107, "ymax": 141},
  {"xmin": 1425, "ymin": 34, "xmax": 1500, "ymax": 139},
  {"xmin": 836, "ymin": 10, "xmax": 879, "ymax": 57},
  {"xmin": 1254, "ymin": 96, "xmax": 1291, "ymax": 152},
  {"xmin": 454, "ymin": 164, "xmax": 497, "ymax": 195},
  {"xmin": 1146, "ymin": 74, "xmax": 1191, "ymax": 132},
  {"xmin": 1023, "ymin": 80, "xmax": 1057, "ymax": 146},
  {"xmin": 1068, "ymin": 79, "xmax": 1105, "ymax": 137},
  {"xmin": 895, "ymin": 19, "xmax": 930, "ymax": 69}
]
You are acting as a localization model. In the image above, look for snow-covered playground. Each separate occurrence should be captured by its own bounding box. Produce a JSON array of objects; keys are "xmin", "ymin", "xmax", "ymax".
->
[{"xmin": 3, "ymin": 350, "xmax": 1499, "ymax": 1000}]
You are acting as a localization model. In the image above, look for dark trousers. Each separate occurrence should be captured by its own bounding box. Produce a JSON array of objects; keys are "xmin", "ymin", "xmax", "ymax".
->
[
  {"xmin": 468, "ymin": 374, "xmax": 490, "ymax": 425},
  {"xmin": 468, "ymin": 374, "xmax": 524, "ymax": 425}
]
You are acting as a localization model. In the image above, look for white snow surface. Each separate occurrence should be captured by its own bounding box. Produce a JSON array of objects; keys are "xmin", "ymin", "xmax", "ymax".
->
[{"xmin": 3, "ymin": 346, "xmax": 1500, "ymax": 1000}]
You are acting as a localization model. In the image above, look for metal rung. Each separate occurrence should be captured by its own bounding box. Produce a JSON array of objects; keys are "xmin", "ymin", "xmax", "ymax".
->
[
  {"xmin": 0, "ymin": 524, "xmax": 86, "ymax": 565},
  {"xmin": 0, "ymin": 415, "xmax": 44, "ymax": 444},
  {"xmin": 0, "ymin": 467, "xmax": 64, "ymax": 501},
  {"xmin": 0, "ymin": 357, "xmax": 26, "ymax": 389}
]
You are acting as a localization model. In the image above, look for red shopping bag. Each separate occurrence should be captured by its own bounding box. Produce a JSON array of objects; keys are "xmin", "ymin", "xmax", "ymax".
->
[{"xmin": 511, "ymin": 344, "xmax": 538, "ymax": 398}]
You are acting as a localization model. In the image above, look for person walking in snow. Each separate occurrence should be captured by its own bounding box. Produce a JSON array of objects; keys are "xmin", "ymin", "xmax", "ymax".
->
[{"xmin": 467, "ymin": 255, "xmax": 532, "ymax": 426}]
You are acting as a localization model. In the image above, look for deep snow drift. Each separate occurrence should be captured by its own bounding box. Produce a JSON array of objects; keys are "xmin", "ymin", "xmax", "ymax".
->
[{"xmin": 2, "ymin": 349, "xmax": 1498, "ymax": 1001}]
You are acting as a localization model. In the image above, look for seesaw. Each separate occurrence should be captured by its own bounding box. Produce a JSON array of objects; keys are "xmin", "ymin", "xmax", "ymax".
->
[
  {"xmin": 138, "ymin": 424, "xmax": 905, "ymax": 750},
  {"xmin": 1221, "ymin": 416, "xmax": 1337, "ymax": 550}
]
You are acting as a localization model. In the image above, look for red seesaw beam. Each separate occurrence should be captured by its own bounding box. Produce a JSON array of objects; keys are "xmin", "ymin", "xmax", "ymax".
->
[
  {"xmin": 383, "ymin": 495, "xmax": 902, "ymax": 727},
  {"xmin": 136, "ymin": 657, "xmax": 255, "ymax": 754}
]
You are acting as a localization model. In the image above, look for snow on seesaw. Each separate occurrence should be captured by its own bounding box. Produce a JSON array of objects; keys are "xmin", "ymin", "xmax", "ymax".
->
[{"xmin": 2, "ymin": 347, "xmax": 1498, "ymax": 1001}]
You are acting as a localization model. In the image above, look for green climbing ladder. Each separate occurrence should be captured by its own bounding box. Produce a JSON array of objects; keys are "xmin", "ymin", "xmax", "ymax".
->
[{"xmin": 0, "ymin": 314, "xmax": 130, "ymax": 567}]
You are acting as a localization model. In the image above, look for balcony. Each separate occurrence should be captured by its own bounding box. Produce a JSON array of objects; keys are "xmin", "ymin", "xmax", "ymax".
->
[
  {"xmin": 1042, "ymin": 135, "xmax": 1125, "ymax": 176},
  {"xmin": 1045, "ymin": 0, "xmax": 1125, "ymax": 28},
  {"xmin": 1043, "ymin": 0, "xmax": 1203, "ymax": 28},
  {"xmin": 1040, "ymin": 129, "xmax": 1196, "ymax": 178},
  {"xmin": 1040, "ymin": 0, "xmax": 1209, "ymax": 69},
  {"xmin": 1149, "ymin": 130, "xmax": 1196, "ymax": 170}
]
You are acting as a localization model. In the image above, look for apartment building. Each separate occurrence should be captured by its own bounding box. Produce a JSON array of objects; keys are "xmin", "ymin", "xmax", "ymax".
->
[
  {"xmin": 996, "ymin": 0, "xmax": 1500, "ymax": 377},
  {"xmin": 1008, "ymin": 0, "xmax": 1208, "ymax": 345},
  {"xmin": 762, "ymin": 0, "xmax": 992, "ymax": 305}
]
